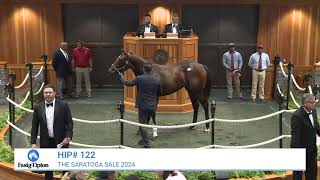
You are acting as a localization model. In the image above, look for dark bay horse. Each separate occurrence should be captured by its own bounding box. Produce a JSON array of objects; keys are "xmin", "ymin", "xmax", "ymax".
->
[{"xmin": 108, "ymin": 51, "xmax": 211, "ymax": 131}]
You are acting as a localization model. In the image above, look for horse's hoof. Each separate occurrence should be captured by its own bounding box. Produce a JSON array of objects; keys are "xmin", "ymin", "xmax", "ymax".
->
[
  {"xmin": 153, "ymin": 134, "xmax": 158, "ymax": 138},
  {"xmin": 153, "ymin": 128, "xmax": 158, "ymax": 138},
  {"xmin": 153, "ymin": 132, "xmax": 158, "ymax": 138},
  {"xmin": 204, "ymin": 129, "xmax": 210, "ymax": 133}
]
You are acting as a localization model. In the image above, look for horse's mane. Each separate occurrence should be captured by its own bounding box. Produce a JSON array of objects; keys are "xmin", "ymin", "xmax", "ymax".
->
[
  {"xmin": 176, "ymin": 60, "xmax": 196, "ymax": 69},
  {"xmin": 177, "ymin": 60, "xmax": 194, "ymax": 65},
  {"xmin": 128, "ymin": 53, "xmax": 147, "ymax": 63}
]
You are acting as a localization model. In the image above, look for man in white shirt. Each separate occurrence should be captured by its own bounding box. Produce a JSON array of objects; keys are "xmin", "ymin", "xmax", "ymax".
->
[
  {"xmin": 164, "ymin": 13, "xmax": 183, "ymax": 34},
  {"xmin": 136, "ymin": 14, "xmax": 159, "ymax": 37},
  {"xmin": 248, "ymin": 44, "xmax": 270, "ymax": 101},
  {"xmin": 222, "ymin": 43, "xmax": 243, "ymax": 99},
  {"xmin": 52, "ymin": 42, "xmax": 73, "ymax": 99},
  {"xmin": 291, "ymin": 93, "xmax": 320, "ymax": 180},
  {"xmin": 31, "ymin": 85, "xmax": 73, "ymax": 180}
]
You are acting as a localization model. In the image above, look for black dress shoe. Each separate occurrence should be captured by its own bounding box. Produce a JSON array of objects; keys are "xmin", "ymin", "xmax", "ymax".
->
[
  {"xmin": 138, "ymin": 140, "xmax": 144, "ymax": 145},
  {"xmin": 136, "ymin": 130, "xmax": 141, "ymax": 135}
]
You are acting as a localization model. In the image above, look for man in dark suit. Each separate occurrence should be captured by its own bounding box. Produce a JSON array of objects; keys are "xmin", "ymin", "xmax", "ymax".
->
[
  {"xmin": 291, "ymin": 93, "xmax": 320, "ymax": 180},
  {"xmin": 136, "ymin": 14, "xmax": 159, "ymax": 37},
  {"xmin": 52, "ymin": 42, "xmax": 73, "ymax": 99},
  {"xmin": 163, "ymin": 13, "xmax": 183, "ymax": 34},
  {"xmin": 118, "ymin": 63, "xmax": 161, "ymax": 148},
  {"xmin": 31, "ymin": 84, "xmax": 73, "ymax": 180}
]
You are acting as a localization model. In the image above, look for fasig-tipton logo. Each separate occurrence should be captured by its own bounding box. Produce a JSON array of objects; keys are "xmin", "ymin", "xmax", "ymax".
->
[
  {"xmin": 17, "ymin": 149, "xmax": 49, "ymax": 169},
  {"xmin": 28, "ymin": 150, "xmax": 39, "ymax": 162}
]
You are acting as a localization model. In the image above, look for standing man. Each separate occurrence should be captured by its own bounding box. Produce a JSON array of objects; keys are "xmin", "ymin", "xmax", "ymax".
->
[
  {"xmin": 72, "ymin": 40, "xmax": 93, "ymax": 98},
  {"xmin": 31, "ymin": 85, "xmax": 73, "ymax": 180},
  {"xmin": 136, "ymin": 14, "xmax": 159, "ymax": 37},
  {"xmin": 222, "ymin": 43, "xmax": 243, "ymax": 99},
  {"xmin": 291, "ymin": 93, "xmax": 320, "ymax": 180},
  {"xmin": 248, "ymin": 44, "xmax": 270, "ymax": 102},
  {"xmin": 163, "ymin": 13, "xmax": 183, "ymax": 34},
  {"xmin": 118, "ymin": 63, "xmax": 161, "ymax": 148},
  {"xmin": 52, "ymin": 42, "xmax": 73, "ymax": 99}
]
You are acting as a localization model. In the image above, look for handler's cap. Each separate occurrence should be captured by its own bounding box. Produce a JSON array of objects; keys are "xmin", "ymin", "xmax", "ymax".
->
[
  {"xmin": 228, "ymin": 43, "xmax": 235, "ymax": 47},
  {"xmin": 143, "ymin": 63, "xmax": 152, "ymax": 72},
  {"xmin": 257, "ymin": 44, "xmax": 264, "ymax": 49}
]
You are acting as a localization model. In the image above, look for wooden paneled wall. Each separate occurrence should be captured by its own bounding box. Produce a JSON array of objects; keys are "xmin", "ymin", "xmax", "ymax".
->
[
  {"xmin": 258, "ymin": 4, "xmax": 320, "ymax": 66},
  {"xmin": 1, "ymin": 0, "xmax": 320, "ymax": 88},
  {"xmin": 0, "ymin": 1, "xmax": 63, "ymax": 85}
]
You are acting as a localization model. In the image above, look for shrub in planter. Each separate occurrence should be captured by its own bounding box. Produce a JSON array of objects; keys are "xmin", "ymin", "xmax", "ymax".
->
[
  {"xmin": 229, "ymin": 171, "xmax": 266, "ymax": 179},
  {"xmin": 116, "ymin": 171, "xmax": 158, "ymax": 180},
  {"xmin": 0, "ymin": 140, "xmax": 14, "ymax": 162},
  {"xmin": 0, "ymin": 112, "xmax": 8, "ymax": 130},
  {"xmin": 184, "ymin": 171, "xmax": 215, "ymax": 180},
  {"xmin": 0, "ymin": 100, "xmax": 31, "ymax": 163}
]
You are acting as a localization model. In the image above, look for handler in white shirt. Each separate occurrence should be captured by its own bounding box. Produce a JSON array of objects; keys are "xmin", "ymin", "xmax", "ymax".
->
[
  {"xmin": 248, "ymin": 44, "xmax": 270, "ymax": 101},
  {"xmin": 222, "ymin": 43, "xmax": 243, "ymax": 99}
]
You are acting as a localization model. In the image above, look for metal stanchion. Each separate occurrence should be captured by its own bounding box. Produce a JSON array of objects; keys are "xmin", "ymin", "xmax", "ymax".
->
[
  {"xmin": 5, "ymin": 83, "xmax": 12, "ymax": 146},
  {"xmin": 303, "ymin": 72, "xmax": 312, "ymax": 93},
  {"xmin": 286, "ymin": 63, "xmax": 293, "ymax": 110},
  {"xmin": 26, "ymin": 61, "xmax": 34, "ymax": 109},
  {"xmin": 210, "ymin": 101, "xmax": 216, "ymax": 148},
  {"xmin": 272, "ymin": 55, "xmax": 281, "ymax": 98},
  {"xmin": 278, "ymin": 95, "xmax": 286, "ymax": 148},
  {"xmin": 11, "ymin": 72, "xmax": 16, "ymax": 127},
  {"xmin": 6, "ymin": 71, "xmax": 16, "ymax": 147},
  {"xmin": 41, "ymin": 53, "xmax": 48, "ymax": 85},
  {"xmin": 312, "ymin": 84, "xmax": 319, "ymax": 97},
  {"xmin": 118, "ymin": 101, "xmax": 125, "ymax": 146}
]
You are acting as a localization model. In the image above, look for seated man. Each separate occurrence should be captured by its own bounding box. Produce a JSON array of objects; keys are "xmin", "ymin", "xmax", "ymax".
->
[
  {"xmin": 163, "ymin": 13, "xmax": 183, "ymax": 34},
  {"xmin": 136, "ymin": 14, "xmax": 159, "ymax": 37}
]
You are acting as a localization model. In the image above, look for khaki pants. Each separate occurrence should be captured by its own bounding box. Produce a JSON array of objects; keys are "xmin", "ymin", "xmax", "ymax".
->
[
  {"xmin": 226, "ymin": 70, "xmax": 241, "ymax": 97},
  {"xmin": 76, "ymin": 67, "xmax": 91, "ymax": 94},
  {"xmin": 251, "ymin": 69, "xmax": 266, "ymax": 100}
]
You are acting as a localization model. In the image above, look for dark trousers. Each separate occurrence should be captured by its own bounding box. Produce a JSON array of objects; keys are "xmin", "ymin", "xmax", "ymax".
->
[
  {"xmin": 147, "ymin": 111, "xmax": 156, "ymax": 125},
  {"xmin": 293, "ymin": 152, "xmax": 317, "ymax": 180},
  {"xmin": 43, "ymin": 138, "xmax": 57, "ymax": 180},
  {"xmin": 138, "ymin": 109, "xmax": 155, "ymax": 147},
  {"xmin": 56, "ymin": 75, "xmax": 72, "ymax": 97},
  {"xmin": 42, "ymin": 138, "xmax": 68, "ymax": 180}
]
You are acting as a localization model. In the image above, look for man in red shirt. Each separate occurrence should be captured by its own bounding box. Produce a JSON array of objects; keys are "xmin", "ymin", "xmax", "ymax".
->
[{"xmin": 72, "ymin": 40, "xmax": 93, "ymax": 97}]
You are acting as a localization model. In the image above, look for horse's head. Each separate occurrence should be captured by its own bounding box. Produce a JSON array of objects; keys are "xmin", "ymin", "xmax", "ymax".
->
[{"xmin": 108, "ymin": 50, "xmax": 131, "ymax": 74}]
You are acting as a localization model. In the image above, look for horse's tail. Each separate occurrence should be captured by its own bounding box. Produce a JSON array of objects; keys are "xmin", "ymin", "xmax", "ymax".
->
[{"xmin": 202, "ymin": 64, "xmax": 211, "ymax": 99}]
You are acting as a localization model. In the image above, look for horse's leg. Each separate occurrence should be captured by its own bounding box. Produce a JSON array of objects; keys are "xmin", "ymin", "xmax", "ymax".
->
[
  {"xmin": 200, "ymin": 98, "xmax": 210, "ymax": 132},
  {"xmin": 189, "ymin": 95, "xmax": 200, "ymax": 129},
  {"xmin": 152, "ymin": 112, "xmax": 158, "ymax": 137}
]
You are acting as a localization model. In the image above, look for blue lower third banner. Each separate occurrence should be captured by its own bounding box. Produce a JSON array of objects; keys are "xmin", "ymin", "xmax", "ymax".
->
[{"xmin": 14, "ymin": 148, "xmax": 305, "ymax": 171}]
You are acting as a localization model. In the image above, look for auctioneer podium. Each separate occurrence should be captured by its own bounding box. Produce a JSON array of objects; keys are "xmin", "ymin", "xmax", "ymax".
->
[{"xmin": 123, "ymin": 32, "xmax": 198, "ymax": 112}]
